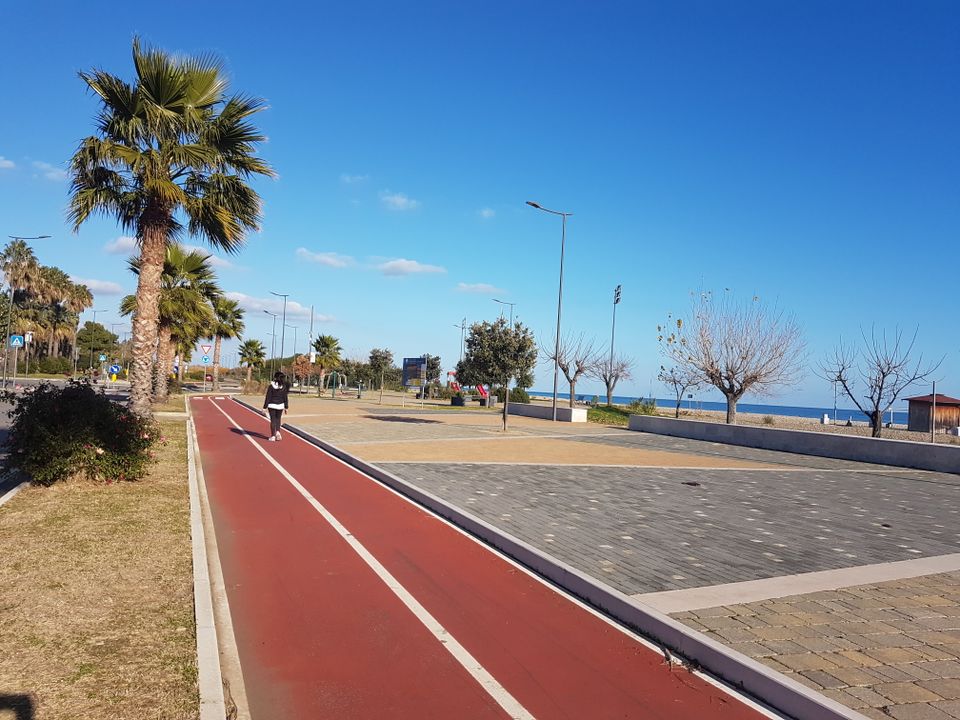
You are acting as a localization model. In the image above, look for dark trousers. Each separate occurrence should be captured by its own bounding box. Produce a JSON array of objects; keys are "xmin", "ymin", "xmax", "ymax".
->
[{"xmin": 268, "ymin": 408, "xmax": 283, "ymax": 435}]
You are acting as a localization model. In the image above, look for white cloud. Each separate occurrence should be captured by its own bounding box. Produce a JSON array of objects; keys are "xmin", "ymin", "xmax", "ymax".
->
[
  {"xmin": 456, "ymin": 282, "xmax": 504, "ymax": 294},
  {"xmin": 70, "ymin": 277, "xmax": 124, "ymax": 295},
  {"xmin": 0, "ymin": 156, "xmax": 15, "ymax": 169},
  {"xmin": 32, "ymin": 160, "xmax": 68, "ymax": 181},
  {"xmin": 379, "ymin": 190, "xmax": 420, "ymax": 211},
  {"xmin": 340, "ymin": 173, "xmax": 369, "ymax": 184},
  {"xmin": 182, "ymin": 244, "xmax": 234, "ymax": 269},
  {"xmin": 378, "ymin": 258, "xmax": 446, "ymax": 276},
  {"xmin": 103, "ymin": 236, "xmax": 137, "ymax": 254},
  {"xmin": 295, "ymin": 248, "xmax": 354, "ymax": 267},
  {"xmin": 225, "ymin": 292, "xmax": 333, "ymax": 322},
  {"xmin": 478, "ymin": 207, "xmax": 495, "ymax": 219}
]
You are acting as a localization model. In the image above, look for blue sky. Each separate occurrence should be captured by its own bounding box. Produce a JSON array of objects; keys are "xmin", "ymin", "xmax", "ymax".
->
[{"xmin": 1, "ymin": 1, "xmax": 957, "ymax": 408}]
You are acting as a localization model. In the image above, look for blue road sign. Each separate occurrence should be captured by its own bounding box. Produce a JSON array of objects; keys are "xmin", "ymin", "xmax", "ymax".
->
[
  {"xmin": 8, "ymin": 335, "xmax": 23, "ymax": 348},
  {"xmin": 99, "ymin": 354, "xmax": 107, "ymax": 362},
  {"xmin": 109, "ymin": 364, "xmax": 121, "ymax": 375},
  {"xmin": 202, "ymin": 355, "xmax": 210, "ymax": 364}
]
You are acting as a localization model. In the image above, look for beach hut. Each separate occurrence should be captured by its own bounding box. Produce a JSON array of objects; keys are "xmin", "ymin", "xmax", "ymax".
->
[{"xmin": 905, "ymin": 393, "xmax": 960, "ymax": 432}]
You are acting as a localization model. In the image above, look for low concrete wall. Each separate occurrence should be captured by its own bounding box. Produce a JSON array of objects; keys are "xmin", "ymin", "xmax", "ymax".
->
[
  {"xmin": 628, "ymin": 415, "xmax": 960, "ymax": 474},
  {"xmin": 508, "ymin": 402, "xmax": 587, "ymax": 422}
]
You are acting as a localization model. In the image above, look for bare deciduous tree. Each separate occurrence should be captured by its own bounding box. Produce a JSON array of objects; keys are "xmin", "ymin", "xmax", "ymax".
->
[
  {"xmin": 589, "ymin": 353, "xmax": 634, "ymax": 406},
  {"xmin": 658, "ymin": 365, "xmax": 701, "ymax": 418},
  {"xmin": 659, "ymin": 292, "xmax": 806, "ymax": 424},
  {"xmin": 540, "ymin": 333, "xmax": 601, "ymax": 407},
  {"xmin": 819, "ymin": 327, "xmax": 940, "ymax": 438}
]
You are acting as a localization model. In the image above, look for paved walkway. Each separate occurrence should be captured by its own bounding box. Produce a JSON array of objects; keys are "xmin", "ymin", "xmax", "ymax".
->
[
  {"xmin": 195, "ymin": 397, "xmax": 770, "ymax": 719},
  {"xmin": 240, "ymin": 394, "xmax": 960, "ymax": 718},
  {"xmin": 676, "ymin": 572, "xmax": 960, "ymax": 720}
]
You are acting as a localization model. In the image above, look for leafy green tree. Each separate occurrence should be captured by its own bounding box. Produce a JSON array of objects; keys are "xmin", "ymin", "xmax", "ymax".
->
[
  {"xmin": 456, "ymin": 318, "xmax": 536, "ymax": 429},
  {"xmin": 424, "ymin": 354, "xmax": 441, "ymax": 383},
  {"xmin": 209, "ymin": 297, "xmax": 244, "ymax": 390},
  {"xmin": 456, "ymin": 318, "xmax": 536, "ymax": 390},
  {"xmin": 239, "ymin": 339, "xmax": 266, "ymax": 384},
  {"xmin": 68, "ymin": 38, "xmax": 273, "ymax": 416},
  {"xmin": 311, "ymin": 335, "xmax": 342, "ymax": 394},
  {"xmin": 339, "ymin": 358, "xmax": 373, "ymax": 389},
  {"xmin": 76, "ymin": 322, "xmax": 119, "ymax": 368},
  {"xmin": 368, "ymin": 347, "xmax": 394, "ymax": 402}
]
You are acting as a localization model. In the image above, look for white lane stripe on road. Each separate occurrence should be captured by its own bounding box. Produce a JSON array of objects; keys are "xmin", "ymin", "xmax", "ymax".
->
[{"xmin": 206, "ymin": 399, "xmax": 536, "ymax": 720}]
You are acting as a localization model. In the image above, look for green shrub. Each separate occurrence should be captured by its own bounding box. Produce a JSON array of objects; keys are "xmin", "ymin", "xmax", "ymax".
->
[
  {"xmin": 509, "ymin": 387, "xmax": 530, "ymax": 404},
  {"xmin": 627, "ymin": 397, "xmax": 658, "ymax": 415},
  {"xmin": 34, "ymin": 357, "xmax": 73, "ymax": 375},
  {"xmin": 2, "ymin": 380, "xmax": 161, "ymax": 486}
]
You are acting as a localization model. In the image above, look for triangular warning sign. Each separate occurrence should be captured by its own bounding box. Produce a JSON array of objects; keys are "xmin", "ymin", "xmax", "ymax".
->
[{"xmin": 201, "ymin": 345, "xmax": 212, "ymax": 354}]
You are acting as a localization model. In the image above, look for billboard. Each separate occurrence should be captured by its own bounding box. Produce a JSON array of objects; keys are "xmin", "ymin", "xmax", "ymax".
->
[{"xmin": 402, "ymin": 357, "xmax": 427, "ymax": 387}]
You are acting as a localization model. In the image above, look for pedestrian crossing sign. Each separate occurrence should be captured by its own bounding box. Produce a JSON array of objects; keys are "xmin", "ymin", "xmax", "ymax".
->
[{"xmin": 8, "ymin": 335, "xmax": 23, "ymax": 348}]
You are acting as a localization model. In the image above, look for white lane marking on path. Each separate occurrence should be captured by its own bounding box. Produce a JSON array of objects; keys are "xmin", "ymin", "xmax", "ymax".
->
[{"xmin": 207, "ymin": 400, "xmax": 535, "ymax": 720}]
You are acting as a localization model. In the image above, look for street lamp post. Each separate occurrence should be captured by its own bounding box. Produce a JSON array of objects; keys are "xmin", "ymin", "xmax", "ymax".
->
[
  {"xmin": 285, "ymin": 324, "xmax": 299, "ymax": 391},
  {"xmin": 608, "ymin": 284, "xmax": 622, "ymax": 386},
  {"xmin": 88, "ymin": 308, "xmax": 103, "ymax": 370},
  {"xmin": 2, "ymin": 234, "xmax": 51, "ymax": 389},
  {"xmin": 492, "ymin": 298, "xmax": 516, "ymax": 326},
  {"xmin": 527, "ymin": 201, "xmax": 573, "ymax": 422},
  {"xmin": 453, "ymin": 318, "xmax": 466, "ymax": 364},
  {"xmin": 264, "ymin": 310, "xmax": 279, "ymax": 373},
  {"xmin": 270, "ymin": 291, "xmax": 289, "ymax": 371}
]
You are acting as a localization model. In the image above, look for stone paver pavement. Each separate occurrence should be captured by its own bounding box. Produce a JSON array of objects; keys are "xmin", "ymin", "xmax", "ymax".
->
[{"xmin": 675, "ymin": 571, "xmax": 960, "ymax": 719}]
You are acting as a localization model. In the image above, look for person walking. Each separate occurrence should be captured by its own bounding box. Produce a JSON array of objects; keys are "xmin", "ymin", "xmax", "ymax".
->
[{"xmin": 263, "ymin": 371, "xmax": 290, "ymax": 441}]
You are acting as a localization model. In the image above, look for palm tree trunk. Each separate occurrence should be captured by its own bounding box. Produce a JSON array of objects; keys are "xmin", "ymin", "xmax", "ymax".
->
[
  {"xmin": 246, "ymin": 365, "xmax": 252, "ymax": 384},
  {"xmin": 153, "ymin": 326, "xmax": 173, "ymax": 402},
  {"xmin": 213, "ymin": 335, "xmax": 222, "ymax": 390},
  {"xmin": 178, "ymin": 356, "xmax": 186, "ymax": 384},
  {"xmin": 129, "ymin": 229, "xmax": 165, "ymax": 417}
]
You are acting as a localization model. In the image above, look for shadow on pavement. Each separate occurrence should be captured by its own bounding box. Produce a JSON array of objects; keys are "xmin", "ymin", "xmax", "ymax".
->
[
  {"xmin": 229, "ymin": 427, "xmax": 271, "ymax": 440},
  {"xmin": 364, "ymin": 415, "xmax": 441, "ymax": 425}
]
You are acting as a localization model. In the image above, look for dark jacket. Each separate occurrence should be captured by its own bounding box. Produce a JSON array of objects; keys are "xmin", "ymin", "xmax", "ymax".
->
[{"xmin": 263, "ymin": 381, "xmax": 289, "ymax": 409}]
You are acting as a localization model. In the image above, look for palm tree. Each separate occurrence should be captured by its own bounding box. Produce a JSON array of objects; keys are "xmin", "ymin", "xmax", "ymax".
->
[
  {"xmin": 208, "ymin": 297, "xmax": 244, "ymax": 390},
  {"xmin": 68, "ymin": 38, "xmax": 273, "ymax": 416},
  {"xmin": 238, "ymin": 339, "xmax": 265, "ymax": 385},
  {"xmin": 311, "ymin": 335, "xmax": 342, "ymax": 395},
  {"xmin": 38, "ymin": 266, "xmax": 73, "ymax": 357},
  {"xmin": 1, "ymin": 239, "xmax": 43, "ymax": 379},
  {"xmin": 122, "ymin": 245, "xmax": 220, "ymax": 402},
  {"xmin": 65, "ymin": 282, "xmax": 93, "ymax": 372}
]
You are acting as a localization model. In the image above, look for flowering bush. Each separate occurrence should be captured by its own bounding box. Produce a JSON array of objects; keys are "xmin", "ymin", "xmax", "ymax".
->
[{"xmin": 2, "ymin": 380, "xmax": 160, "ymax": 486}]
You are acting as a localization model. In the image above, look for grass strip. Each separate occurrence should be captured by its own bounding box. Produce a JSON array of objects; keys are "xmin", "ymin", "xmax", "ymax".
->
[
  {"xmin": 0, "ymin": 419, "xmax": 197, "ymax": 719},
  {"xmin": 587, "ymin": 405, "xmax": 633, "ymax": 426}
]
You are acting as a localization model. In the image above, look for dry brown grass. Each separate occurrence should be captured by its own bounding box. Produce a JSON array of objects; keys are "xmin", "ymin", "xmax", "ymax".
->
[
  {"xmin": 0, "ymin": 420, "xmax": 197, "ymax": 720},
  {"xmin": 150, "ymin": 395, "xmax": 187, "ymax": 414}
]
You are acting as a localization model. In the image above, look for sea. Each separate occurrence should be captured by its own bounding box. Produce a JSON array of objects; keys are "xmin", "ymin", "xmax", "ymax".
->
[{"xmin": 531, "ymin": 391, "xmax": 908, "ymax": 426}]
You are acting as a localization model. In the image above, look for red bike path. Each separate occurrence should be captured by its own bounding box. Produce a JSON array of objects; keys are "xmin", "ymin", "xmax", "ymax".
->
[{"xmin": 192, "ymin": 397, "xmax": 772, "ymax": 719}]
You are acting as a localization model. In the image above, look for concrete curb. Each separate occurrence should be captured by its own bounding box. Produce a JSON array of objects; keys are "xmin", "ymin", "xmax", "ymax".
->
[
  {"xmin": 231, "ymin": 398, "xmax": 867, "ymax": 720},
  {"xmin": 0, "ymin": 478, "xmax": 28, "ymax": 507},
  {"xmin": 191, "ymin": 405, "xmax": 251, "ymax": 720},
  {"xmin": 186, "ymin": 413, "xmax": 227, "ymax": 719}
]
